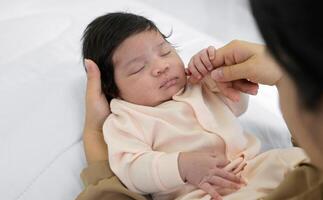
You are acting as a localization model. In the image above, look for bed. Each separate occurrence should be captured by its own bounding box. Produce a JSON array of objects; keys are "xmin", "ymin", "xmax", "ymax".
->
[{"xmin": 0, "ymin": 0, "xmax": 292, "ymax": 199}]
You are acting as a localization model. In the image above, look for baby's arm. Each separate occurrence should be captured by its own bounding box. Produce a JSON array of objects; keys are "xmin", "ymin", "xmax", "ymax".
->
[
  {"xmin": 104, "ymin": 118, "xmax": 184, "ymax": 194},
  {"xmin": 179, "ymin": 152, "xmax": 244, "ymax": 199},
  {"xmin": 105, "ymin": 117, "xmax": 244, "ymax": 198},
  {"xmin": 187, "ymin": 47, "xmax": 249, "ymax": 116}
]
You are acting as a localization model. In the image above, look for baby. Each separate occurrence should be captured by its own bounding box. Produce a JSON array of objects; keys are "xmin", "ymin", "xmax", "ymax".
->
[{"xmin": 82, "ymin": 12, "xmax": 308, "ymax": 200}]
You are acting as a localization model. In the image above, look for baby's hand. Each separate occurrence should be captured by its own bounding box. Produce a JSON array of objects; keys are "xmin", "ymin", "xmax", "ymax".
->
[
  {"xmin": 178, "ymin": 152, "xmax": 243, "ymax": 200},
  {"xmin": 186, "ymin": 46, "xmax": 216, "ymax": 84}
]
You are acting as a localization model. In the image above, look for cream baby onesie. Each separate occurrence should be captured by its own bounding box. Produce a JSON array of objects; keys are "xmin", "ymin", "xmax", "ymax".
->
[{"xmin": 103, "ymin": 76, "xmax": 308, "ymax": 200}]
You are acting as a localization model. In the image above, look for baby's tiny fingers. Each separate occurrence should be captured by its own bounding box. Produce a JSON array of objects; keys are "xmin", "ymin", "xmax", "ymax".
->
[
  {"xmin": 209, "ymin": 168, "xmax": 241, "ymax": 183},
  {"xmin": 199, "ymin": 182, "xmax": 222, "ymax": 200},
  {"xmin": 186, "ymin": 67, "xmax": 199, "ymax": 84},
  {"xmin": 200, "ymin": 49, "xmax": 213, "ymax": 70},
  {"xmin": 216, "ymin": 187, "xmax": 239, "ymax": 196},
  {"xmin": 207, "ymin": 176, "xmax": 241, "ymax": 190},
  {"xmin": 188, "ymin": 60, "xmax": 202, "ymax": 80},
  {"xmin": 194, "ymin": 56, "xmax": 208, "ymax": 76},
  {"xmin": 188, "ymin": 76, "xmax": 200, "ymax": 84}
]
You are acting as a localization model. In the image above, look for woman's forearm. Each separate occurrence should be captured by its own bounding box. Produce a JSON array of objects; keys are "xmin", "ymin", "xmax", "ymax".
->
[{"xmin": 83, "ymin": 130, "xmax": 108, "ymax": 164}]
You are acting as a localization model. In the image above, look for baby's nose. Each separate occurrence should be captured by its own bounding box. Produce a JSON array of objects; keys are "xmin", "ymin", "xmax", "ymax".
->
[{"xmin": 152, "ymin": 62, "xmax": 169, "ymax": 76}]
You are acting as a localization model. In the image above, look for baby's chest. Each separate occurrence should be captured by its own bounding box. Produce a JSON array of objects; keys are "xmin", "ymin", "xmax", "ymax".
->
[{"xmin": 140, "ymin": 103, "xmax": 223, "ymax": 152}]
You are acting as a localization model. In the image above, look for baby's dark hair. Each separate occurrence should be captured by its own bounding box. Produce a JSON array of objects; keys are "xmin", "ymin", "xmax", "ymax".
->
[{"xmin": 82, "ymin": 12, "xmax": 168, "ymax": 102}]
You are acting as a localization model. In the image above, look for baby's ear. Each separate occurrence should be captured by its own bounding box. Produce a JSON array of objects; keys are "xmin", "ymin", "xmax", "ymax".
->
[{"xmin": 185, "ymin": 68, "xmax": 191, "ymax": 76}]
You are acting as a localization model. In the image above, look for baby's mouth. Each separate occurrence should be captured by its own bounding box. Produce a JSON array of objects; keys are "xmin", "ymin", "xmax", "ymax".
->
[{"xmin": 160, "ymin": 77, "xmax": 178, "ymax": 89}]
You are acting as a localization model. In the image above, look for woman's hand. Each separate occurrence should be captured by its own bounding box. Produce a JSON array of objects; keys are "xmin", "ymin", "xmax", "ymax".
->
[
  {"xmin": 83, "ymin": 59, "xmax": 111, "ymax": 164},
  {"xmin": 83, "ymin": 59, "xmax": 110, "ymax": 133},
  {"xmin": 210, "ymin": 40, "xmax": 283, "ymax": 101}
]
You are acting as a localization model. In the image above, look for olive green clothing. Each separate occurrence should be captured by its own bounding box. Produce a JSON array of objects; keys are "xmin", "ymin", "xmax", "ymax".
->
[
  {"xmin": 76, "ymin": 161, "xmax": 151, "ymax": 200},
  {"xmin": 263, "ymin": 163, "xmax": 323, "ymax": 200},
  {"xmin": 76, "ymin": 161, "xmax": 323, "ymax": 200}
]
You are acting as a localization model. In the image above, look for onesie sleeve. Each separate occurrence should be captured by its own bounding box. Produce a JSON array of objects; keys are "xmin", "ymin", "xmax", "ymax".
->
[
  {"xmin": 202, "ymin": 74, "xmax": 249, "ymax": 117},
  {"xmin": 103, "ymin": 115, "xmax": 185, "ymax": 195}
]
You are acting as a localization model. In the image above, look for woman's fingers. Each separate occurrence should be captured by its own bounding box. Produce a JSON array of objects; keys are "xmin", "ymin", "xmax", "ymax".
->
[
  {"xmin": 211, "ymin": 62, "xmax": 250, "ymax": 82},
  {"xmin": 215, "ymin": 79, "xmax": 259, "ymax": 101},
  {"xmin": 232, "ymin": 80, "xmax": 259, "ymax": 95},
  {"xmin": 85, "ymin": 59, "xmax": 102, "ymax": 97},
  {"xmin": 210, "ymin": 40, "xmax": 283, "ymax": 86},
  {"xmin": 216, "ymin": 82, "xmax": 241, "ymax": 102}
]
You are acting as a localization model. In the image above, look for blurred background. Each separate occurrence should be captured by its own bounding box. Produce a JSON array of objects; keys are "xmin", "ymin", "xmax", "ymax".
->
[{"xmin": 141, "ymin": 0, "xmax": 264, "ymax": 43}]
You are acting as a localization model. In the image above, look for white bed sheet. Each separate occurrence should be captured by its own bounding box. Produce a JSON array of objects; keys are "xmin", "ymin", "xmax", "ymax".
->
[{"xmin": 0, "ymin": 0, "xmax": 291, "ymax": 199}]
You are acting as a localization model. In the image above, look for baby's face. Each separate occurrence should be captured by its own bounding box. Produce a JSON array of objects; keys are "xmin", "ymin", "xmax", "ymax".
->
[{"xmin": 112, "ymin": 30, "xmax": 187, "ymax": 106}]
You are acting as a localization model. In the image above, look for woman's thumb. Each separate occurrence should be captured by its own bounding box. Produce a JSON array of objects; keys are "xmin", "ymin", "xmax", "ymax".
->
[
  {"xmin": 85, "ymin": 59, "xmax": 102, "ymax": 95},
  {"xmin": 211, "ymin": 63, "xmax": 247, "ymax": 82}
]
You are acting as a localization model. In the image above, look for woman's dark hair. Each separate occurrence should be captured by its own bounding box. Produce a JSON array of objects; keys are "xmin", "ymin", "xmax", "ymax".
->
[
  {"xmin": 250, "ymin": 0, "xmax": 323, "ymax": 110},
  {"xmin": 82, "ymin": 12, "xmax": 168, "ymax": 102}
]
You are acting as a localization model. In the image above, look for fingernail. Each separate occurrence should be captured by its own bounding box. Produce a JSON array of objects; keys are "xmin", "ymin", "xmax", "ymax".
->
[
  {"xmin": 212, "ymin": 69, "xmax": 223, "ymax": 80},
  {"xmin": 241, "ymin": 177, "xmax": 248, "ymax": 185},
  {"xmin": 251, "ymin": 90, "xmax": 258, "ymax": 95},
  {"xmin": 248, "ymin": 88, "xmax": 258, "ymax": 95},
  {"xmin": 84, "ymin": 59, "xmax": 91, "ymax": 71}
]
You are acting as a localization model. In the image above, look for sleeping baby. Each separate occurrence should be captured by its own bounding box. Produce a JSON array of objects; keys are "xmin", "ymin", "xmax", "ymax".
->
[{"xmin": 81, "ymin": 12, "xmax": 308, "ymax": 200}]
